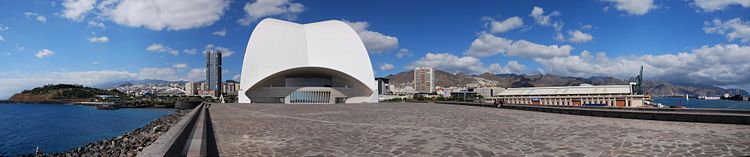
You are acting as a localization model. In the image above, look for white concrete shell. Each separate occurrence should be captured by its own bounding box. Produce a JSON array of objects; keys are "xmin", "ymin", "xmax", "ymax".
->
[{"xmin": 239, "ymin": 18, "xmax": 378, "ymax": 103}]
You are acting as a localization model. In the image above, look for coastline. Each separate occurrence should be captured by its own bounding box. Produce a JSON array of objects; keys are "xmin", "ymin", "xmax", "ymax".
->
[{"xmin": 16, "ymin": 109, "xmax": 188, "ymax": 156}]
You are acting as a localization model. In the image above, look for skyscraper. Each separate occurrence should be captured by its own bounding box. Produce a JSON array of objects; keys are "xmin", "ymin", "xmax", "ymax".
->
[
  {"xmin": 206, "ymin": 50, "xmax": 222, "ymax": 97},
  {"xmin": 414, "ymin": 67, "xmax": 434, "ymax": 93}
]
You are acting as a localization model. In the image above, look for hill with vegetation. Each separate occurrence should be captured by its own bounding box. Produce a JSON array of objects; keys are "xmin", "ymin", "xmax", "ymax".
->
[{"xmin": 7, "ymin": 84, "xmax": 124, "ymax": 103}]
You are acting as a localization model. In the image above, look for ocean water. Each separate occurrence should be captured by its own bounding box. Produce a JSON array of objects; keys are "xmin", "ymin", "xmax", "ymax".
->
[
  {"xmin": 0, "ymin": 104, "xmax": 173, "ymax": 156},
  {"xmin": 653, "ymin": 97, "xmax": 750, "ymax": 110}
]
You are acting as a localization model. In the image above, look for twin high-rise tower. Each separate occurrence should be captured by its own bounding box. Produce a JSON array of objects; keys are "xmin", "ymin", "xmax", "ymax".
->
[{"xmin": 206, "ymin": 50, "xmax": 222, "ymax": 97}]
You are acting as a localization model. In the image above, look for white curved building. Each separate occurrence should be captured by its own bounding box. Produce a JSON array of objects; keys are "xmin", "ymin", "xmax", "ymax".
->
[{"xmin": 238, "ymin": 18, "xmax": 378, "ymax": 104}]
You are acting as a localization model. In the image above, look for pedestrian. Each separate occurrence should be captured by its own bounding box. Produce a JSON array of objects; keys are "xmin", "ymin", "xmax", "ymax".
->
[{"xmin": 497, "ymin": 100, "xmax": 503, "ymax": 108}]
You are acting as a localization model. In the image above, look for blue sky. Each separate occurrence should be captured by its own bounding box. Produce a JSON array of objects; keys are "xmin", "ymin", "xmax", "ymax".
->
[{"xmin": 0, "ymin": 0, "xmax": 749, "ymax": 99}]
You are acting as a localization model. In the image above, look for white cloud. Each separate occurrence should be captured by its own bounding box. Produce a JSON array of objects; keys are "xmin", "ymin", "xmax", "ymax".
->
[
  {"xmin": 535, "ymin": 44, "xmax": 750, "ymax": 86},
  {"xmin": 35, "ymin": 49, "xmax": 55, "ymax": 58},
  {"xmin": 396, "ymin": 48, "xmax": 412, "ymax": 58},
  {"xmin": 603, "ymin": 0, "xmax": 656, "ymax": 16},
  {"xmin": 528, "ymin": 6, "xmax": 565, "ymax": 40},
  {"xmin": 204, "ymin": 44, "xmax": 234, "ymax": 57},
  {"xmin": 488, "ymin": 61, "xmax": 528, "ymax": 74},
  {"xmin": 238, "ymin": 0, "xmax": 305, "ymax": 26},
  {"xmin": 704, "ymin": 18, "xmax": 750, "ymax": 43},
  {"xmin": 87, "ymin": 36, "xmax": 109, "ymax": 43},
  {"xmin": 567, "ymin": 30, "xmax": 594, "ymax": 43},
  {"xmin": 0, "ymin": 24, "xmax": 9, "ymax": 32},
  {"xmin": 232, "ymin": 74, "xmax": 241, "ymax": 81},
  {"xmin": 466, "ymin": 32, "xmax": 513, "ymax": 57},
  {"xmin": 24, "ymin": 12, "xmax": 47, "ymax": 23},
  {"xmin": 138, "ymin": 67, "xmax": 178, "ymax": 80},
  {"xmin": 173, "ymin": 63, "xmax": 188, "ymax": 69},
  {"xmin": 409, "ymin": 53, "xmax": 527, "ymax": 74},
  {"xmin": 187, "ymin": 68, "xmax": 206, "ymax": 81},
  {"xmin": 529, "ymin": 6, "xmax": 559, "ymax": 26},
  {"xmin": 87, "ymin": 21, "xmax": 105, "ymax": 29},
  {"xmin": 146, "ymin": 43, "xmax": 178, "ymax": 55},
  {"xmin": 146, "ymin": 43, "xmax": 167, "ymax": 52},
  {"xmin": 487, "ymin": 16, "xmax": 524, "ymax": 33},
  {"xmin": 100, "ymin": 0, "xmax": 230, "ymax": 31},
  {"xmin": 379, "ymin": 63, "xmax": 395, "ymax": 71},
  {"xmin": 212, "ymin": 29, "xmax": 227, "ymax": 37},
  {"xmin": 693, "ymin": 0, "xmax": 750, "ymax": 12},
  {"xmin": 60, "ymin": 0, "xmax": 96, "ymax": 21},
  {"xmin": 183, "ymin": 48, "xmax": 198, "ymax": 55},
  {"xmin": 466, "ymin": 32, "xmax": 573, "ymax": 58},
  {"xmin": 0, "ymin": 36, "xmax": 4, "ymax": 42},
  {"xmin": 343, "ymin": 20, "xmax": 399, "ymax": 53}
]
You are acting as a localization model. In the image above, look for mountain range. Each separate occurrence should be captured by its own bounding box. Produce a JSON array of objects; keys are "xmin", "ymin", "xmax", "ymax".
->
[{"xmin": 385, "ymin": 70, "xmax": 748, "ymax": 96}]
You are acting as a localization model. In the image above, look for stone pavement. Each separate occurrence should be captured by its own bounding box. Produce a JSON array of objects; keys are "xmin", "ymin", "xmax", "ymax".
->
[{"xmin": 209, "ymin": 103, "xmax": 750, "ymax": 156}]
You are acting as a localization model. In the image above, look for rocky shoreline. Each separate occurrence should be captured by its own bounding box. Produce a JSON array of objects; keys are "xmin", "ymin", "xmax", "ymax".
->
[{"xmin": 19, "ymin": 109, "xmax": 188, "ymax": 157}]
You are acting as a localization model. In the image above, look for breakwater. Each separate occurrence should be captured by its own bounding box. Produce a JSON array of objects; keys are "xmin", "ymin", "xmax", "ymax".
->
[{"xmin": 18, "ymin": 110, "xmax": 188, "ymax": 156}]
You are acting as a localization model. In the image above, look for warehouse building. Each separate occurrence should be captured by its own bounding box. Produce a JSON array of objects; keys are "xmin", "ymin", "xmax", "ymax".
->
[{"xmin": 495, "ymin": 85, "xmax": 645, "ymax": 107}]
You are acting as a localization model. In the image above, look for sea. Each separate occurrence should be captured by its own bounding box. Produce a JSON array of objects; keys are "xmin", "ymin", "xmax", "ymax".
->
[
  {"xmin": 653, "ymin": 97, "xmax": 750, "ymax": 110},
  {"xmin": 0, "ymin": 103, "xmax": 173, "ymax": 156}
]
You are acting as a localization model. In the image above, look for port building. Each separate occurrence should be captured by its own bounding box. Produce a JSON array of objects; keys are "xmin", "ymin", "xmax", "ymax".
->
[
  {"xmin": 495, "ymin": 85, "xmax": 646, "ymax": 107},
  {"xmin": 238, "ymin": 18, "xmax": 378, "ymax": 104}
]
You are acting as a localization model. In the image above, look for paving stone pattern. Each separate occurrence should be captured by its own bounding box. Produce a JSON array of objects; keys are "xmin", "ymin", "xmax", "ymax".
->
[{"xmin": 209, "ymin": 103, "xmax": 750, "ymax": 156}]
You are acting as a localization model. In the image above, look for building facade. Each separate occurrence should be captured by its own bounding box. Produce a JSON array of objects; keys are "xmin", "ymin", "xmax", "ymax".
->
[
  {"xmin": 238, "ymin": 18, "xmax": 378, "ymax": 104},
  {"xmin": 495, "ymin": 85, "xmax": 645, "ymax": 107},
  {"xmin": 206, "ymin": 50, "xmax": 222, "ymax": 97},
  {"xmin": 414, "ymin": 67, "xmax": 435, "ymax": 93}
]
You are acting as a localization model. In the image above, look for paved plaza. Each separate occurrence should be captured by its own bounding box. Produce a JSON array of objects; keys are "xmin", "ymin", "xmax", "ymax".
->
[{"xmin": 209, "ymin": 103, "xmax": 750, "ymax": 156}]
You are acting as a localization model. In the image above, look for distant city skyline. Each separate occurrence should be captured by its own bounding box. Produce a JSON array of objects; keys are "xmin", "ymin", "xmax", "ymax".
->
[{"xmin": 1, "ymin": 0, "xmax": 750, "ymax": 99}]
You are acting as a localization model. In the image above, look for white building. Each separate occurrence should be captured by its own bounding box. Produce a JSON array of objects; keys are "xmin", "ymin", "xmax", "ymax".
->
[
  {"xmin": 414, "ymin": 67, "xmax": 435, "ymax": 93},
  {"xmin": 238, "ymin": 18, "xmax": 378, "ymax": 104},
  {"xmin": 495, "ymin": 85, "xmax": 645, "ymax": 107}
]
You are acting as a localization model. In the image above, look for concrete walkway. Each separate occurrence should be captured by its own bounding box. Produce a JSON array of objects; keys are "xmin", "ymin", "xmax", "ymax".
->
[{"xmin": 209, "ymin": 103, "xmax": 750, "ymax": 156}]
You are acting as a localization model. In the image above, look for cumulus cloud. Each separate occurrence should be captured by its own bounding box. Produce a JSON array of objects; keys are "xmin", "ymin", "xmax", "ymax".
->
[
  {"xmin": 102, "ymin": 0, "xmax": 230, "ymax": 31},
  {"xmin": 535, "ymin": 44, "xmax": 750, "ymax": 87},
  {"xmin": 35, "ymin": 49, "xmax": 55, "ymax": 58},
  {"xmin": 466, "ymin": 32, "xmax": 572, "ymax": 58},
  {"xmin": 704, "ymin": 18, "xmax": 750, "ymax": 43},
  {"xmin": 238, "ymin": 0, "xmax": 305, "ymax": 26},
  {"xmin": 173, "ymin": 63, "xmax": 188, "ymax": 69},
  {"xmin": 232, "ymin": 74, "xmax": 241, "ymax": 81},
  {"xmin": 187, "ymin": 68, "xmax": 206, "ymax": 81},
  {"xmin": 87, "ymin": 21, "xmax": 105, "ymax": 29},
  {"xmin": 379, "ymin": 63, "xmax": 395, "ymax": 71},
  {"xmin": 567, "ymin": 30, "xmax": 594, "ymax": 43},
  {"xmin": 138, "ymin": 67, "xmax": 178, "ymax": 80},
  {"xmin": 486, "ymin": 16, "xmax": 524, "ymax": 33},
  {"xmin": 60, "ymin": 0, "xmax": 96, "ymax": 21},
  {"xmin": 603, "ymin": 0, "xmax": 657, "ymax": 15},
  {"xmin": 0, "ymin": 36, "xmax": 4, "ymax": 42},
  {"xmin": 528, "ymin": 6, "xmax": 566, "ymax": 40},
  {"xmin": 87, "ymin": 36, "xmax": 109, "ymax": 43},
  {"xmin": 343, "ymin": 20, "xmax": 399, "ymax": 53},
  {"xmin": 183, "ymin": 48, "xmax": 198, "ymax": 55},
  {"xmin": 146, "ymin": 43, "xmax": 178, "ymax": 55},
  {"xmin": 204, "ymin": 44, "xmax": 234, "ymax": 57},
  {"xmin": 529, "ymin": 6, "xmax": 559, "ymax": 26},
  {"xmin": 693, "ymin": 0, "xmax": 750, "ymax": 12},
  {"xmin": 396, "ymin": 48, "xmax": 413, "ymax": 58},
  {"xmin": 24, "ymin": 12, "xmax": 47, "ymax": 23},
  {"xmin": 409, "ymin": 53, "xmax": 527, "ymax": 74},
  {"xmin": 212, "ymin": 29, "xmax": 227, "ymax": 37}
]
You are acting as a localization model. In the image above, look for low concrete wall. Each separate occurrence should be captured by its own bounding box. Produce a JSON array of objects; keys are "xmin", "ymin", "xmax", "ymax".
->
[
  {"xmin": 436, "ymin": 101, "xmax": 750, "ymax": 125},
  {"xmin": 139, "ymin": 103, "xmax": 212, "ymax": 156}
]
